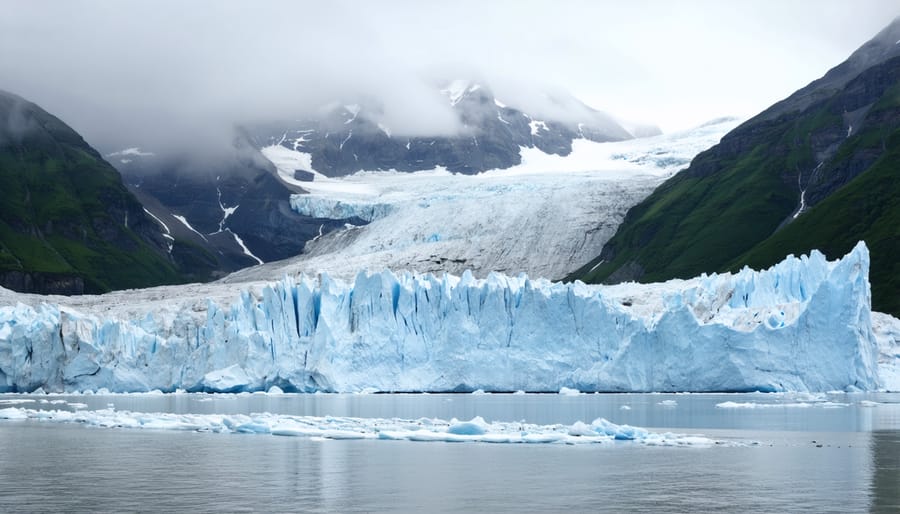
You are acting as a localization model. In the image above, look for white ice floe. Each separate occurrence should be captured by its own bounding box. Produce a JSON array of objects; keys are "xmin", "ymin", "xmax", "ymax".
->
[
  {"xmin": 0, "ymin": 408, "xmax": 731, "ymax": 446},
  {"xmin": 716, "ymin": 401, "xmax": 849, "ymax": 409}
]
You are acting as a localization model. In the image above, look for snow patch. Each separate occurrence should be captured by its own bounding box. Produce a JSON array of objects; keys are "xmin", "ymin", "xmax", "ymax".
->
[
  {"xmin": 107, "ymin": 147, "xmax": 154, "ymax": 158},
  {"xmin": 172, "ymin": 215, "xmax": 207, "ymax": 242},
  {"xmin": 441, "ymin": 80, "xmax": 471, "ymax": 106},
  {"xmin": 529, "ymin": 119, "xmax": 548, "ymax": 136},
  {"xmin": 344, "ymin": 104, "xmax": 360, "ymax": 124},
  {"xmin": 230, "ymin": 231, "xmax": 263, "ymax": 265},
  {"xmin": 143, "ymin": 208, "xmax": 170, "ymax": 236},
  {"xmin": 214, "ymin": 187, "xmax": 238, "ymax": 233}
]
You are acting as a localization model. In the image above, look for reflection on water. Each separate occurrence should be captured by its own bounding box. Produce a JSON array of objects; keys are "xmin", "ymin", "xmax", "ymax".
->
[
  {"xmin": 0, "ymin": 392, "xmax": 898, "ymax": 513},
  {"xmin": 871, "ymin": 431, "xmax": 900, "ymax": 513}
]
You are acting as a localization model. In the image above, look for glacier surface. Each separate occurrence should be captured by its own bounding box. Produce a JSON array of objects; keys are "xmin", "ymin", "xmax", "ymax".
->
[
  {"xmin": 0, "ymin": 242, "xmax": 882, "ymax": 394},
  {"xmin": 238, "ymin": 119, "xmax": 740, "ymax": 283}
]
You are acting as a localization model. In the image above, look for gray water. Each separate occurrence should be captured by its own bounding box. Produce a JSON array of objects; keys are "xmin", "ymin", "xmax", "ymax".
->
[{"xmin": 1, "ymin": 392, "xmax": 898, "ymax": 513}]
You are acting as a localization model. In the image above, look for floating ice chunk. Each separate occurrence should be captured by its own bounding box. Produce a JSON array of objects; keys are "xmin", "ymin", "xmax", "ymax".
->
[
  {"xmin": 567, "ymin": 421, "xmax": 596, "ymax": 436},
  {"xmin": 558, "ymin": 387, "xmax": 581, "ymax": 396},
  {"xmin": 590, "ymin": 418, "xmax": 649, "ymax": 440},
  {"xmin": 620, "ymin": 405, "xmax": 632, "ymax": 410},
  {"xmin": 715, "ymin": 401, "xmax": 822, "ymax": 409},
  {"xmin": 658, "ymin": 400, "xmax": 678, "ymax": 407},
  {"xmin": 447, "ymin": 417, "xmax": 488, "ymax": 436},
  {"xmin": 0, "ymin": 408, "xmax": 28, "ymax": 419},
  {"xmin": 267, "ymin": 385, "xmax": 285, "ymax": 395}
]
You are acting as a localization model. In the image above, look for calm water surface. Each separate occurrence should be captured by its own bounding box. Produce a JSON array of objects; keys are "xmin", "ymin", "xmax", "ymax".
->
[{"xmin": 1, "ymin": 392, "xmax": 898, "ymax": 513}]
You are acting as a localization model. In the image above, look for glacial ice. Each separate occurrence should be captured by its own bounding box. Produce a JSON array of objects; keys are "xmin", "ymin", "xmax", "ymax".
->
[
  {"xmin": 0, "ymin": 242, "xmax": 882, "ymax": 394},
  {"xmin": 290, "ymin": 195, "xmax": 392, "ymax": 223},
  {"xmin": 0, "ymin": 407, "xmax": 727, "ymax": 446},
  {"xmin": 251, "ymin": 118, "xmax": 741, "ymax": 283}
]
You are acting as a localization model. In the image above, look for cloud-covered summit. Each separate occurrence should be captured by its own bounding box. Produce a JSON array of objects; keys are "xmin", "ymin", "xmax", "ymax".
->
[{"xmin": 1, "ymin": 0, "xmax": 897, "ymax": 152}]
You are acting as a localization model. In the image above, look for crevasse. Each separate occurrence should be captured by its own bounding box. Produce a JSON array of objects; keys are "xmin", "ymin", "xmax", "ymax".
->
[{"xmin": 0, "ymin": 243, "xmax": 880, "ymax": 393}]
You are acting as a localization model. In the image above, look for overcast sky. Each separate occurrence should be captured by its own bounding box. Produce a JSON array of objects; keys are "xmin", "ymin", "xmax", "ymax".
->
[{"xmin": 2, "ymin": 0, "xmax": 899, "ymax": 151}]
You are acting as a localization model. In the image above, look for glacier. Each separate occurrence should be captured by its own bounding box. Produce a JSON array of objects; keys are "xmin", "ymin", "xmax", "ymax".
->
[
  {"xmin": 243, "ymin": 119, "xmax": 740, "ymax": 283},
  {"xmin": 0, "ymin": 242, "xmax": 882, "ymax": 394}
]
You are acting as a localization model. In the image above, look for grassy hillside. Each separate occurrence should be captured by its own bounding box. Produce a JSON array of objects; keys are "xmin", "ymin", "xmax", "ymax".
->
[
  {"xmin": 575, "ymin": 51, "xmax": 900, "ymax": 317},
  {"xmin": 0, "ymin": 90, "xmax": 186, "ymax": 293},
  {"xmin": 736, "ymin": 125, "xmax": 900, "ymax": 316},
  {"xmin": 575, "ymin": 108, "xmax": 835, "ymax": 283}
]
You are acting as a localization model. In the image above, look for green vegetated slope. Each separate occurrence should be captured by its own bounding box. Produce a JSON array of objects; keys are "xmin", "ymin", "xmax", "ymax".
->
[
  {"xmin": 576, "ymin": 20, "xmax": 900, "ymax": 316},
  {"xmin": 0, "ymin": 90, "xmax": 186, "ymax": 293},
  {"xmin": 737, "ymin": 123, "xmax": 900, "ymax": 316}
]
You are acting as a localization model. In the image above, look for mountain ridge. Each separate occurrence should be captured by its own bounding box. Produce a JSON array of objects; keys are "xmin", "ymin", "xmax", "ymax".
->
[
  {"xmin": 0, "ymin": 89, "xmax": 190, "ymax": 293},
  {"xmin": 575, "ymin": 18, "xmax": 900, "ymax": 317}
]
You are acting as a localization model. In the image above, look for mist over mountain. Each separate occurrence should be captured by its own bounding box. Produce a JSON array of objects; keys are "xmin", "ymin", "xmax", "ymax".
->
[{"xmin": 2, "ymin": 0, "xmax": 897, "ymax": 156}]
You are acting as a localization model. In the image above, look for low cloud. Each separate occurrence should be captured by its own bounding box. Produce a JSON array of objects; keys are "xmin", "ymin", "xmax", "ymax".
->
[{"xmin": 1, "ymin": 0, "xmax": 898, "ymax": 153}]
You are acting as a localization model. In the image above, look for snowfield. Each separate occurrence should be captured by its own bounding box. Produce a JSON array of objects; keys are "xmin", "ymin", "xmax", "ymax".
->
[
  {"xmin": 0, "ymin": 242, "xmax": 894, "ymax": 394},
  {"xmin": 228, "ymin": 119, "xmax": 741, "ymax": 283}
]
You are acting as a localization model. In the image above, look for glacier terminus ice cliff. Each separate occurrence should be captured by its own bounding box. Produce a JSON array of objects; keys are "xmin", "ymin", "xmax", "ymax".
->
[{"xmin": 0, "ymin": 242, "xmax": 883, "ymax": 394}]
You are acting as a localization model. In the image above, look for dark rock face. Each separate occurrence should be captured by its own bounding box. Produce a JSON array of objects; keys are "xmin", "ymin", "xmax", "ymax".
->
[
  {"xmin": 117, "ymin": 138, "xmax": 356, "ymax": 273},
  {"xmin": 0, "ymin": 271, "xmax": 84, "ymax": 295},
  {"xmin": 246, "ymin": 82, "xmax": 634, "ymax": 177}
]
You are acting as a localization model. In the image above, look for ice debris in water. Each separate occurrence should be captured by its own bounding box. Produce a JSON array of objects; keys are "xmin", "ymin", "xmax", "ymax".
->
[
  {"xmin": 0, "ymin": 242, "xmax": 881, "ymax": 394},
  {"xmin": 0, "ymin": 408, "xmax": 736, "ymax": 446}
]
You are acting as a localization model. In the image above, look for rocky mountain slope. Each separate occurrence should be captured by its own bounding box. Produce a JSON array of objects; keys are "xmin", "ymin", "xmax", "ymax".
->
[
  {"xmin": 0, "ymin": 90, "xmax": 188, "ymax": 293},
  {"xmin": 575, "ymin": 18, "xmax": 900, "ymax": 317},
  {"xmin": 116, "ymin": 138, "xmax": 355, "ymax": 277}
]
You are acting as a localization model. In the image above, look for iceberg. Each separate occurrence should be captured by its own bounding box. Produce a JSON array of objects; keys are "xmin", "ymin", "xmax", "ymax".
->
[{"xmin": 0, "ymin": 243, "xmax": 881, "ymax": 393}]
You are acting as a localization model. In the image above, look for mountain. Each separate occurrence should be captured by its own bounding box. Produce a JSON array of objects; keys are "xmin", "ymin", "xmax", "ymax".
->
[
  {"xmin": 223, "ymin": 117, "xmax": 737, "ymax": 284},
  {"xmin": 0, "ymin": 90, "xmax": 194, "ymax": 294},
  {"xmin": 245, "ymin": 81, "xmax": 639, "ymax": 176},
  {"xmin": 113, "ymin": 81, "xmax": 647, "ymax": 278},
  {"xmin": 115, "ymin": 138, "xmax": 357, "ymax": 276},
  {"xmin": 574, "ymin": 18, "xmax": 900, "ymax": 317}
]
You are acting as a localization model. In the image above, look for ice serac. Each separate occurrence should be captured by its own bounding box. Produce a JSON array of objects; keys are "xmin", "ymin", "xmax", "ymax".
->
[{"xmin": 0, "ymin": 243, "xmax": 880, "ymax": 393}]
